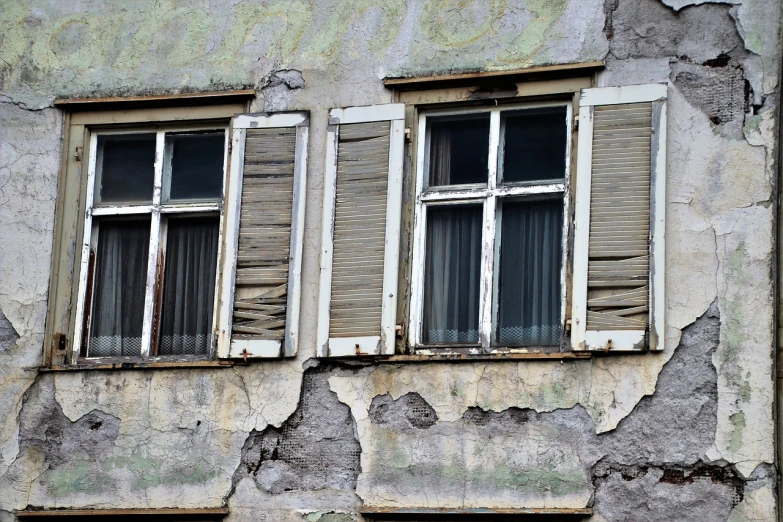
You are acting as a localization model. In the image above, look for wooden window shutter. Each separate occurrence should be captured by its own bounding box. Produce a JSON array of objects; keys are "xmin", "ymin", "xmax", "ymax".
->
[
  {"xmin": 571, "ymin": 84, "xmax": 666, "ymax": 352},
  {"xmin": 216, "ymin": 112, "xmax": 309, "ymax": 358},
  {"xmin": 317, "ymin": 104, "xmax": 405, "ymax": 357}
]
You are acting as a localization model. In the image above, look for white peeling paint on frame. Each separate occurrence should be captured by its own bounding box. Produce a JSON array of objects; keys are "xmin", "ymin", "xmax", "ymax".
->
[
  {"xmin": 571, "ymin": 83, "xmax": 667, "ymax": 352},
  {"xmin": 216, "ymin": 127, "xmax": 247, "ymax": 358},
  {"xmin": 408, "ymin": 101, "xmax": 571, "ymax": 352},
  {"xmin": 139, "ymin": 130, "xmax": 166, "ymax": 358},
  {"xmin": 70, "ymin": 132, "xmax": 99, "ymax": 361},
  {"xmin": 285, "ymin": 122, "xmax": 309, "ymax": 357},
  {"xmin": 316, "ymin": 121, "xmax": 339, "ymax": 358}
]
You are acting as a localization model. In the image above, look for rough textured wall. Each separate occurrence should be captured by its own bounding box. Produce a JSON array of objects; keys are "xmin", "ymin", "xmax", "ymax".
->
[{"xmin": 0, "ymin": 0, "xmax": 780, "ymax": 521}]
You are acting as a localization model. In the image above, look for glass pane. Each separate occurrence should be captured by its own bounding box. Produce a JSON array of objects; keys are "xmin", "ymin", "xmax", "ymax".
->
[
  {"xmin": 501, "ymin": 107, "xmax": 567, "ymax": 183},
  {"xmin": 166, "ymin": 133, "xmax": 225, "ymax": 202},
  {"xmin": 88, "ymin": 219, "xmax": 151, "ymax": 357},
  {"xmin": 496, "ymin": 199, "xmax": 563, "ymax": 346},
  {"xmin": 97, "ymin": 134, "xmax": 156, "ymax": 203},
  {"xmin": 158, "ymin": 216, "xmax": 220, "ymax": 356},
  {"xmin": 428, "ymin": 114, "xmax": 490, "ymax": 186},
  {"xmin": 423, "ymin": 205, "xmax": 482, "ymax": 344}
]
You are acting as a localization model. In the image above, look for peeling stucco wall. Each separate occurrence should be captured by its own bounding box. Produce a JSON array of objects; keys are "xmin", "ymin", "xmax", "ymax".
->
[{"xmin": 0, "ymin": 0, "xmax": 781, "ymax": 520}]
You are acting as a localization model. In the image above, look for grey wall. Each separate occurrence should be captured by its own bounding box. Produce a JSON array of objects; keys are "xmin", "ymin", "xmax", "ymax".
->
[{"xmin": 0, "ymin": 0, "xmax": 781, "ymax": 520}]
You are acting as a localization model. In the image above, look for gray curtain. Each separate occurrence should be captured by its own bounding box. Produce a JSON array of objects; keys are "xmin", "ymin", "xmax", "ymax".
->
[
  {"xmin": 497, "ymin": 199, "xmax": 562, "ymax": 346},
  {"xmin": 158, "ymin": 217, "xmax": 219, "ymax": 356},
  {"xmin": 429, "ymin": 130, "xmax": 451, "ymax": 186},
  {"xmin": 423, "ymin": 206, "xmax": 482, "ymax": 344},
  {"xmin": 89, "ymin": 220, "xmax": 150, "ymax": 357}
]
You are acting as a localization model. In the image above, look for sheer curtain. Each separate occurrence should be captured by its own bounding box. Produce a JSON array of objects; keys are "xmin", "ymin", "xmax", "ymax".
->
[
  {"xmin": 497, "ymin": 199, "xmax": 562, "ymax": 346},
  {"xmin": 89, "ymin": 220, "xmax": 150, "ymax": 356},
  {"xmin": 429, "ymin": 130, "xmax": 451, "ymax": 186},
  {"xmin": 159, "ymin": 217, "xmax": 219, "ymax": 356},
  {"xmin": 423, "ymin": 206, "xmax": 482, "ymax": 344}
]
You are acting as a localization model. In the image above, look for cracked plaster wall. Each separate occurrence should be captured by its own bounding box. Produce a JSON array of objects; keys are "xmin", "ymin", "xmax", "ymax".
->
[{"xmin": 0, "ymin": 0, "xmax": 781, "ymax": 520}]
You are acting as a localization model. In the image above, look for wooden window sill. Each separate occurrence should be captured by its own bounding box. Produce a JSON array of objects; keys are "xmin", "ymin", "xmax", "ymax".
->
[{"xmin": 40, "ymin": 358, "xmax": 235, "ymax": 372}]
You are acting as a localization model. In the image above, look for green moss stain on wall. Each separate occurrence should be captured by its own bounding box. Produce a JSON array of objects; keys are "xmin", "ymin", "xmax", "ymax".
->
[
  {"xmin": 420, "ymin": 0, "xmax": 506, "ymax": 47},
  {"xmin": 729, "ymin": 411, "xmax": 746, "ymax": 453},
  {"xmin": 302, "ymin": 0, "xmax": 407, "ymax": 65},
  {"xmin": 46, "ymin": 461, "xmax": 113, "ymax": 497},
  {"xmin": 208, "ymin": 2, "xmax": 311, "ymax": 66},
  {"xmin": 44, "ymin": 451, "xmax": 219, "ymax": 497},
  {"xmin": 496, "ymin": 0, "xmax": 567, "ymax": 65}
]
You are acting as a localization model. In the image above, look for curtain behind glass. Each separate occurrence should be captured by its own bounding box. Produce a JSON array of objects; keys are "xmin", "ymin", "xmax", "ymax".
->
[
  {"xmin": 429, "ymin": 130, "xmax": 451, "ymax": 186},
  {"xmin": 497, "ymin": 199, "xmax": 562, "ymax": 346},
  {"xmin": 89, "ymin": 220, "xmax": 150, "ymax": 357},
  {"xmin": 158, "ymin": 216, "xmax": 219, "ymax": 355},
  {"xmin": 423, "ymin": 206, "xmax": 482, "ymax": 344},
  {"xmin": 428, "ymin": 115, "xmax": 490, "ymax": 186}
]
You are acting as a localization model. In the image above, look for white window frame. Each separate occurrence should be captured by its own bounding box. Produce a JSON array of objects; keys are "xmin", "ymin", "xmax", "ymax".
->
[
  {"xmin": 71, "ymin": 124, "xmax": 230, "ymax": 361},
  {"xmin": 408, "ymin": 101, "xmax": 573, "ymax": 352}
]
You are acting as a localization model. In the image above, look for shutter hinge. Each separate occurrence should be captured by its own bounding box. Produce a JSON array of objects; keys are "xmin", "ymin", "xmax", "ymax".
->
[
  {"xmin": 74, "ymin": 146, "xmax": 83, "ymax": 162},
  {"xmin": 404, "ymin": 128, "xmax": 411, "ymax": 143},
  {"xmin": 573, "ymin": 119, "xmax": 579, "ymax": 132}
]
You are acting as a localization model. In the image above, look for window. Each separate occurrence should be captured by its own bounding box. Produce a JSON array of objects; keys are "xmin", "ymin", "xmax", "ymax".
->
[
  {"xmin": 73, "ymin": 127, "xmax": 228, "ymax": 359},
  {"xmin": 384, "ymin": 73, "xmax": 667, "ymax": 356},
  {"xmin": 314, "ymin": 80, "xmax": 666, "ymax": 358},
  {"xmin": 45, "ymin": 95, "xmax": 310, "ymax": 366},
  {"xmin": 409, "ymin": 104, "xmax": 571, "ymax": 351}
]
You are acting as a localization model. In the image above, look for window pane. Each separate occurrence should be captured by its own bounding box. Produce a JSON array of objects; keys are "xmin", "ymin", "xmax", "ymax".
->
[
  {"xmin": 423, "ymin": 205, "xmax": 482, "ymax": 344},
  {"xmin": 166, "ymin": 133, "xmax": 225, "ymax": 202},
  {"xmin": 428, "ymin": 114, "xmax": 490, "ymax": 186},
  {"xmin": 97, "ymin": 134, "xmax": 156, "ymax": 203},
  {"xmin": 88, "ymin": 219, "xmax": 151, "ymax": 357},
  {"xmin": 158, "ymin": 216, "xmax": 219, "ymax": 356},
  {"xmin": 501, "ymin": 107, "xmax": 567, "ymax": 183},
  {"xmin": 496, "ymin": 199, "xmax": 563, "ymax": 346}
]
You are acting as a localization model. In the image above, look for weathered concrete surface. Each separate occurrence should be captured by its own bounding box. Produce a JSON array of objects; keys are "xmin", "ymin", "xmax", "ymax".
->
[
  {"xmin": 0, "ymin": 102, "xmax": 60, "ymax": 512},
  {"xmin": 329, "ymin": 303, "xmax": 743, "ymax": 513},
  {"xmin": 232, "ymin": 370, "xmax": 361, "ymax": 495},
  {"xmin": 0, "ymin": 0, "xmax": 780, "ymax": 519},
  {"xmin": 0, "ymin": 0, "xmax": 608, "ymax": 109}
]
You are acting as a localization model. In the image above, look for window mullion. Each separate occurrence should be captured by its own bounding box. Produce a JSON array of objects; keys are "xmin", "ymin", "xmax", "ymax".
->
[
  {"xmin": 478, "ymin": 110, "xmax": 501, "ymax": 349},
  {"xmin": 140, "ymin": 131, "xmax": 165, "ymax": 358}
]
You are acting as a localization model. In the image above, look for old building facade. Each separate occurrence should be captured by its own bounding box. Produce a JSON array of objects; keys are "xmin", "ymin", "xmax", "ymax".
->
[{"xmin": 1, "ymin": 0, "xmax": 781, "ymax": 520}]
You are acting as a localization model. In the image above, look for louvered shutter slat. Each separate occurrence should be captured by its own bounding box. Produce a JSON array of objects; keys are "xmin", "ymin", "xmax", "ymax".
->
[
  {"xmin": 318, "ymin": 104, "xmax": 405, "ymax": 357},
  {"xmin": 216, "ymin": 112, "xmax": 308, "ymax": 358},
  {"xmin": 571, "ymin": 85, "xmax": 667, "ymax": 352}
]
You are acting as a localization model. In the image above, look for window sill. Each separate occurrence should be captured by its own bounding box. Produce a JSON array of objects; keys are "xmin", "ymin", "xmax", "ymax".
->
[
  {"xmin": 41, "ymin": 357, "xmax": 234, "ymax": 372},
  {"xmin": 362, "ymin": 506, "xmax": 592, "ymax": 517},
  {"xmin": 372, "ymin": 351, "xmax": 591, "ymax": 364},
  {"xmin": 17, "ymin": 507, "xmax": 229, "ymax": 518}
]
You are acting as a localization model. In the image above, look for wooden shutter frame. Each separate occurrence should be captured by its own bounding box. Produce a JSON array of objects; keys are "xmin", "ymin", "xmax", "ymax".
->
[
  {"xmin": 571, "ymin": 84, "xmax": 667, "ymax": 352},
  {"xmin": 317, "ymin": 103, "xmax": 405, "ymax": 357},
  {"xmin": 216, "ymin": 112, "xmax": 309, "ymax": 359}
]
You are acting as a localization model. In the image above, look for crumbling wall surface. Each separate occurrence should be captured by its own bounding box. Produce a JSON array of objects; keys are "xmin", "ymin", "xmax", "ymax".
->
[
  {"xmin": 0, "ymin": 0, "xmax": 780, "ymax": 520},
  {"xmin": 328, "ymin": 304, "xmax": 771, "ymax": 518},
  {"xmin": 0, "ymin": 102, "xmax": 61, "ymax": 514},
  {"xmin": 603, "ymin": 0, "xmax": 780, "ymax": 483}
]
